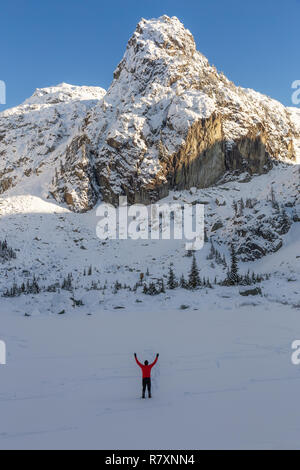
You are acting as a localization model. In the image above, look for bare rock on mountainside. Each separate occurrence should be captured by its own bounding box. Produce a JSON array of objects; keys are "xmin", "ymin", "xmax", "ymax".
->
[
  {"xmin": 0, "ymin": 16, "xmax": 299, "ymax": 211},
  {"xmin": 50, "ymin": 134, "xmax": 99, "ymax": 212}
]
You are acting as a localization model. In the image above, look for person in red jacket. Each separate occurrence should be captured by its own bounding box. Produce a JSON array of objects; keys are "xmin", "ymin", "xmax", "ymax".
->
[{"xmin": 134, "ymin": 353, "xmax": 159, "ymax": 398}]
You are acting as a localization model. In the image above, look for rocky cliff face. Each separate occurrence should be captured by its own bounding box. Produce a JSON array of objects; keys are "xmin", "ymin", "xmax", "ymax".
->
[
  {"xmin": 50, "ymin": 134, "xmax": 99, "ymax": 212},
  {"xmin": 0, "ymin": 16, "xmax": 299, "ymax": 211}
]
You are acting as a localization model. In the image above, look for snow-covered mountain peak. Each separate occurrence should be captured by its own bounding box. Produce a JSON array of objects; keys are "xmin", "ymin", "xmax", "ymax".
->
[
  {"xmin": 77, "ymin": 16, "xmax": 299, "ymax": 207},
  {"xmin": 113, "ymin": 15, "xmax": 208, "ymax": 89},
  {"xmin": 127, "ymin": 15, "xmax": 197, "ymax": 59}
]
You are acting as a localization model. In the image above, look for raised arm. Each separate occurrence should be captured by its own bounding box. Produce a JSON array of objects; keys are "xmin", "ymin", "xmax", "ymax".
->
[
  {"xmin": 150, "ymin": 354, "xmax": 159, "ymax": 367},
  {"xmin": 134, "ymin": 353, "xmax": 143, "ymax": 367}
]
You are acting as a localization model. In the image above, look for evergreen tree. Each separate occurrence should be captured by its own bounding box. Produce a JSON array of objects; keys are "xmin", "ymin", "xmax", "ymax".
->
[
  {"xmin": 188, "ymin": 255, "xmax": 201, "ymax": 289},
  {"xmin": 143, "ymin": 283, "xmax": 148, "ymax": 294},
  {"xmin": 113, "ymin": 280, "xmax": 122, "ymax": 294},
  {"xmin": 239, "ymin": 198, "xmax": 245, "ymax": 216},
  {"xmin": 62, "ymin": 273, "xmax": 73, "ymax": 291},
  {"xmin": 147, "ymin": 282, "xmax": 158, "ymax": 296},
  {"xmin": 180, "ymin": 274, "xmax": 188, "ymax": 289},
  {"xmin": 160, "ymin": 279, "xmax": 166, "ymax": 294},
  {"xmin": 204, "ymin": 228, "xmax": 208, "ymax": 243},
  {"xmin": 228, "ymin": 244, "xmax": 239, "ymax": 285},
  {"xmin": 167, "ymin": 265, "xmax": 178, "ymax": 289}
]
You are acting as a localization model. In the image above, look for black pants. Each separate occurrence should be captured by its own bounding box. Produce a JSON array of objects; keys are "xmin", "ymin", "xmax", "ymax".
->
[{"xmin": 142, "ymin": 378, "xmax": 151, "ymax": 397}]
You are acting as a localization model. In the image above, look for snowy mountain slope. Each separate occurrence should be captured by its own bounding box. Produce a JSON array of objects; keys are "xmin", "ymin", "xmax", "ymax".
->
[
  {"xmin": 0, "ymin": 83, "xmax": 106, "ymax": 209},
  {"xmin": 0, "ymin": 158, "xmax": 298, "ymax": 316},
  {"xmin": 72, "ymin": 15, "xmax": 299, "ymax": 207},
  {"xmin": 0, "ymin": 15, "xmax": 298, "ymax": 310},
  {"xmin": 0, "ymin": 161, "xmax": 299, "ymax": 449},
  {"xmin": 1, "ymin": 303, "xmax": 300, "ymax": 450}
]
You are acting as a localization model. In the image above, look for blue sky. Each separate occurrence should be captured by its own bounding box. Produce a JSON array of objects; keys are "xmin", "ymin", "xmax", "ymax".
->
[{"xmin": 0, "ymin": 0, "xmax": 299, "ymax": 109}]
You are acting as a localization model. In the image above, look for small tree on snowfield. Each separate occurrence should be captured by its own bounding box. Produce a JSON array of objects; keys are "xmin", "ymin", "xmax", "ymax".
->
[
  {"xmin": 228, "ymin": 243, "xmax": 239, "ymax": 285},
  {"xmin": 180, "ymin": 274, "xmax": 188, "ymax": 289},
  {"xmin": 232, "ymin": 200, "xmax": 238, "ymax": 217},
  {"xmin": 188, "ymin": 255, "xmax": 201, "ymax": 289},
  {"xmin": 147, "ymin": 282, "xmax": 158, "ymax": 296},
  {"xmin": 143, "ymin": 283, "xmax": 148, "ymax": 294},
  {"xmin": 160, "ymin": 278, "xmax": 166, "ymax": 294},
  {"xmin": 167, "ymin": 265, "xmax": 177, "ymax": 289}
]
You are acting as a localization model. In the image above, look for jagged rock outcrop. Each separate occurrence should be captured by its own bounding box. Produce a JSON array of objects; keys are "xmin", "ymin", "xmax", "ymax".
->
[{"xmin": 50, "ymin": 134, "xmax": 99, "ymax": 212}]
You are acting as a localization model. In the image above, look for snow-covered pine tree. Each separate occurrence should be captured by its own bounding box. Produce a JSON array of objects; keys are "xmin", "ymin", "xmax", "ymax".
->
[
  {"xmin": 180, "ymin": 274, "xmax": 188, "ymax": 289},
  {"xmin": 147, "ymin": 282, "xmax": 158, "ymax": 296},
  {"xmin": 61, "ymin": 273, "xmax": 73, "ymax": 291},
  {"xmin": 239, "ymin": 198, "xmax": 245, "ymax": 216},
  {"xmin": 113, "ymin": 280, "xmax": 122, "ymax": 294},
  {"xmin": 204, "ymin": 227, "xmax": 208, "ymax": 243},
  {"xmin": 167, "ymin": 265, "xmax": 178, "ymax": 289},
  {"xmin": 227, "ymin": 243, "xmax": 239, "ymax": 285},
  {"xmin": 160, "ymin": 278, "xmax": 166, "ymax": 294}
]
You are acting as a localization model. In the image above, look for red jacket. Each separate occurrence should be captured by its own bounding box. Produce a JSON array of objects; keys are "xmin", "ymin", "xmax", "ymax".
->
[{"xmin": 135, "ymin": 355, "xmax": 158, "ymax": 378}]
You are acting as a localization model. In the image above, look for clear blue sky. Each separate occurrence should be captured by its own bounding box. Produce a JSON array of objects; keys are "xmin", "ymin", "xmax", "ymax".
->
[{"xmin": 0, "ymin": 0, "xmax": 299, "ymax": 109}]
